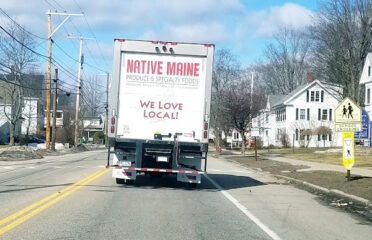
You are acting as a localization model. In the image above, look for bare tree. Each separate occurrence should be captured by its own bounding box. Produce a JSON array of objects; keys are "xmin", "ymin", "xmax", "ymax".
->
[
  {"xmin": 210, "ymin": 49, "xmax": 240, "ymax": 148},
  {"xmin": 310, "ymin": 0, "xmax": 372, "ymax": 103},
  {"xmin": 256, "ymin": 28, "xmax": 311, "ymax": 95},
  {"xmin": 0, "ymin": 22, "xmax": 37, "ymax": 145},
  {"xmin": 220, "ymin": 77, "xmax": 266, "ymax": 156},
  {"xmin": 81, "ymin": 76, "xmax": 105, "ymax": 117}
]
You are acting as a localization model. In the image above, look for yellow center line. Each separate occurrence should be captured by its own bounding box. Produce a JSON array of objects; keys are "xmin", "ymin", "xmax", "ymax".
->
[
  {"xmin": 0, "ymin": 168, "xmax": 106, "ymax": 227},
  {"xmin": 0, "ymin": 168, "xmax": 110, "ymax": 236}
]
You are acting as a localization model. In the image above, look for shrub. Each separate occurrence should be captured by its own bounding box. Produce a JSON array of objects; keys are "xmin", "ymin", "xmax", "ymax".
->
[
  {"xmin": 93, "ymin": 131, "xmax": 104, "ymax": 144},
  {"xmin": 280, "ymin": 132, "xmax": 290, "ymax": 148}
]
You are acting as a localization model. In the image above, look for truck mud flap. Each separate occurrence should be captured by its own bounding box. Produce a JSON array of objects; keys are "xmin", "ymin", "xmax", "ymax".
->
[
  {"xmin": 113, "ymin": 167, "xmax": 136, "ymax": 180},
  {"xmin": 177, "ymin": 173, "xmax": 201, "ymax": 184}
]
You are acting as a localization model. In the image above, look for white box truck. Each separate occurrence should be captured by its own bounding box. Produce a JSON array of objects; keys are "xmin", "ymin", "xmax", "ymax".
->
[{"xmin": 108, "ymin": 39, "xmax": 214, "ymax": 187}]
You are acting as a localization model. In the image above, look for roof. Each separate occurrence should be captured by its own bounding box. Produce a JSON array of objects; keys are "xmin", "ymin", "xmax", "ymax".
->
[
  {"xmin": 268, "ymin": 95, "xmax": 285, "ymax": 108},
  {"xmin": 272, "ymin": 80, "xmax": 342, "ymax": 108},
  {"xmin": 272, "ymin": 83, "xmax": 307, "ymax": 107}
]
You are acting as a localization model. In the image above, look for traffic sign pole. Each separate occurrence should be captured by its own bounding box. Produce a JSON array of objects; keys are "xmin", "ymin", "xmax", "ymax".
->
[
  {"xmin": 342, "ymin": 132, "xmax": 354, "ymax": 181},
  {"xmin": 335, "ymin": 98, "xmax": 361, "ymax": 181}
]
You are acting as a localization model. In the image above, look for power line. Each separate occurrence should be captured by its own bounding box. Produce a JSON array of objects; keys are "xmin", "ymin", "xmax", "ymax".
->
[
  {"xmin": 0, "ymin": 8, "xmax": 47, "ymax": 41},
  {"xmin": 0, "ymin": 25, "xmax": 78, "ymax": 84},
  {"xmin": 44, "ymin": 0, "xmax": 109, "ymax": 73},
  {"xmin": 54, "ymin": 41, "xmax": 107, "ymax": 73}
]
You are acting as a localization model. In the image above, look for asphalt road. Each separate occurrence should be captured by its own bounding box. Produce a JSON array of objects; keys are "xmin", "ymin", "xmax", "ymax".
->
[{"xmin": 0, "ymin": 150, "xmax": 371, "ymax": 240}]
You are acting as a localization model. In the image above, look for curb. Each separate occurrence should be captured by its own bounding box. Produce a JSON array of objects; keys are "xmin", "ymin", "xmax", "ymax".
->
[{"xmin": 275, "ymin": 174, "xmax": 372, "ymax": 207}]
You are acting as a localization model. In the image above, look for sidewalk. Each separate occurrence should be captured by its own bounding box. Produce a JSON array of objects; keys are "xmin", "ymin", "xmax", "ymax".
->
[{"xmin": 261, "ymin": 155, "xmax": 372, "ymax": 177}]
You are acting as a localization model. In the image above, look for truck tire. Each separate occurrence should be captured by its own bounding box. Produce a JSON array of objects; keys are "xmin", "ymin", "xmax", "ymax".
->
[
  {"xmin": 188, "ymin": 183, "xmax": 197, "ymax": 188},
  {"xmin": 125, "ymin": 179, "xmax": 135, "ymax": 185},
  {"xmin": 116, "ymin": 178, "xmax": 125, "ymax": 184}
]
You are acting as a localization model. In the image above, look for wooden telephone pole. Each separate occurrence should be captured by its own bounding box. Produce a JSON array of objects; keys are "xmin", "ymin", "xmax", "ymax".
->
[
  {"xmin": 67, "ymin": 36, "xmax": 94, "ymax": 147},
  {"xmin": 45, "ymin": 11, "xmax": 83, "ymax": 149}
]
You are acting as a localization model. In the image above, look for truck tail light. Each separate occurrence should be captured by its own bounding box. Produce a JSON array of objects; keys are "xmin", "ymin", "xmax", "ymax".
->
[
  {"xmin": 204, "ymin": 131, "xmax": 208, "ymax": 139},
  {"xmin": 111, "ymin": 126, "xmax": 115, "ymax": 133},
  {"xmin": 111, "ymin": 117, "xmax": 115, "ymax": 125},
  {"xmin": 204, "ymin": 122, "xmax": 208, "ymax": 130}
]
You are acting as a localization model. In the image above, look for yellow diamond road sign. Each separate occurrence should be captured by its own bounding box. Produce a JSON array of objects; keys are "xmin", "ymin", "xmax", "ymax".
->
[{"xmin": 334, "ymin": 97, "xmax": 362, "ymax": 132}]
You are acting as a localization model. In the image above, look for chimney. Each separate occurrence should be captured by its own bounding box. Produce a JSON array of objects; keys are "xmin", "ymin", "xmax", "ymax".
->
[{"xmin": 307, "ymin": 72, "xmax": 314, "ymax": 83}]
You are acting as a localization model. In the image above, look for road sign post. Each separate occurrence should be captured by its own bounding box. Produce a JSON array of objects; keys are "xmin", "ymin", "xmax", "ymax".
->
[
  {"xmin": 342, "ymin": 132, "xmax": 354, "ymax": 181},
  {"xmin": 335, "ymin": 98, "xmax": 361, "ymax": 181}
]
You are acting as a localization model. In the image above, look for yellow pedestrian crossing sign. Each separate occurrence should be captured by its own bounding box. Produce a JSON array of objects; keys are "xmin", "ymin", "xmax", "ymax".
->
[
  {"xmin": 335, "ymin": 97, "xmax": 362, "ymax": 132},
  {"xmin": 342, "ymin": 132, "xmax": 354, "ymax": 170}
]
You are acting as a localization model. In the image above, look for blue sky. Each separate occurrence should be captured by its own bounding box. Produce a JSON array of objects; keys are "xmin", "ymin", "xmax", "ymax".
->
[{"xmin": 1, "ymin": 0, "xmax": 318, "ymax": 88}]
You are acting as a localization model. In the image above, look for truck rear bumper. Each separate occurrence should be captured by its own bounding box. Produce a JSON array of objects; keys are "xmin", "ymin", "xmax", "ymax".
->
[
  {"xmin": 113, "ymin": 166, "xmax": 204, "ymax": 183},
  {"xmin": 114, "ymin": 166, "xmax": 205, "ymax": 175}
]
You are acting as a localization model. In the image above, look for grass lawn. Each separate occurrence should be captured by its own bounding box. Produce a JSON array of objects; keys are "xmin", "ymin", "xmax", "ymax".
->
[{"xmin": 258, "ymin": 147, "xmax": 372, "ymax": 168}]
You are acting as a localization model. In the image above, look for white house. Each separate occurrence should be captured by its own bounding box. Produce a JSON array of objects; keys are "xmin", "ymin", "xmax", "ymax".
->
[
  {"xmin": 360, "ymin": 53, "xmax": 372, "ymax": 118},
  {"xmin": 83, "ymin": 116, "xmax": 105, "ymax": 142},
  {"xmin": 253, "ymin": 75, "xmax": 343, "ymax": 148},
  {"xmin": 253, "ymin": 95, "xmax": 284, "ymax": 147}
]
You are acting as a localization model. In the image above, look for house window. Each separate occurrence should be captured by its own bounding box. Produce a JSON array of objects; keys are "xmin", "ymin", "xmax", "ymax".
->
[
  {"xmin": 368, "ymin": 88, "xmax": 370, "ymax": 104},
  {"xmin": 300, "ymin": 109, "xmax": 305, "ymax": 120},
  {"xmin": 318, "ymin": 134, "xmax": 320, "ymax": 141},
  {"xmin": 329, "ymin": 134, "xmax": 332, "ymax": 142},
  {"xmin": 329, "ymin": 109, "xmax": 332, "ymax": 121},
  {"xmin": 234, "ymin": 132, "xmax": 239, "ymax": 139},
  {"xmin": 369, "ymin": 66, "xmax": 371, "ymax": 76},
  {"xmin": 265, "ymin": 113, "xmax": 269, "ymax": 123},
  {"xmin": 266, "ymin": 130, "xmax": 268, "ymax": 137},
  {"xmin": 322, "ymin": 109, "xmax": 328, "ymax": 120},
  {"xmin": 315, "ymin": 91, "xmax": 320, "ymax": 102},
  {"xmin": 311, "ymin": 91, "xmax": 315, "ymax": 101},
  {"xmin": 56, "ymin": 112, "xmax": 62, "ymax": 118},
  {"xmin": 322, "ymin": 134, "xmax": 327, "ymax": 141}
]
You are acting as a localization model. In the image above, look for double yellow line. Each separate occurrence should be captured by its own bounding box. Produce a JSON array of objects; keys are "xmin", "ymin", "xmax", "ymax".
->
[{"xmin": 0, "ymin": 167, "xmax": 110, "ymax": 236}]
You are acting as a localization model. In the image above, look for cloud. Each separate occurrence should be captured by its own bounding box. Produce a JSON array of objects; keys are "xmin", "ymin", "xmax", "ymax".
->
[{"xmin": 249, "ymin": 3, "xmax": 314, "ymax": 37}]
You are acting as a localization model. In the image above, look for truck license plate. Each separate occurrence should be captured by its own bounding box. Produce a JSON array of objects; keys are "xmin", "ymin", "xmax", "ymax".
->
[
  {"xmin": 157, "ymin": 156, "xmax": 168, "ymax": 162},
  {"xmin": 122, "ymin": 161, "xmax": 131, "ymax": 166}
]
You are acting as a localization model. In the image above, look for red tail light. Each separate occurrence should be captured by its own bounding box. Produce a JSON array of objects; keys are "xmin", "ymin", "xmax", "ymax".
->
[
  {"xmin": 111, "ymin": 126, "xmax": 115, "ymax": 133},
  {"xmin": 204, "ymin": 122, "xmax": 208, "ymax": 130},
  {"xmin": 204, "ymin": 131, "xmax": 208, "ymax": 139},
  {"xmin": 111, "ymin": 117, "xmax": 115, "ymax": 125}
]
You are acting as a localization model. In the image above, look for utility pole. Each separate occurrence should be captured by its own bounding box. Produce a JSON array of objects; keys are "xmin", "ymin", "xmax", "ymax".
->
[
  {"xmin": 96, "ymin": 73, "xmax": 110, "ymax": 147},
  {"xmin": 68, "ymin": 36, "xmax": 94, "ymax": 147},
  {"xmin": 46, "ymin": 14, "xmax": 52, "ymax": 150},
  {"xmin": 45, "ymin": 11, "xmax": 83, "ymax": 149},
  {"xmin": 105, "ymin": 72, "xmax": 109, "ymax": 147},
  {"xmin": 51, "ymin": 69, "xmax": 58, "ymax": 151}
]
